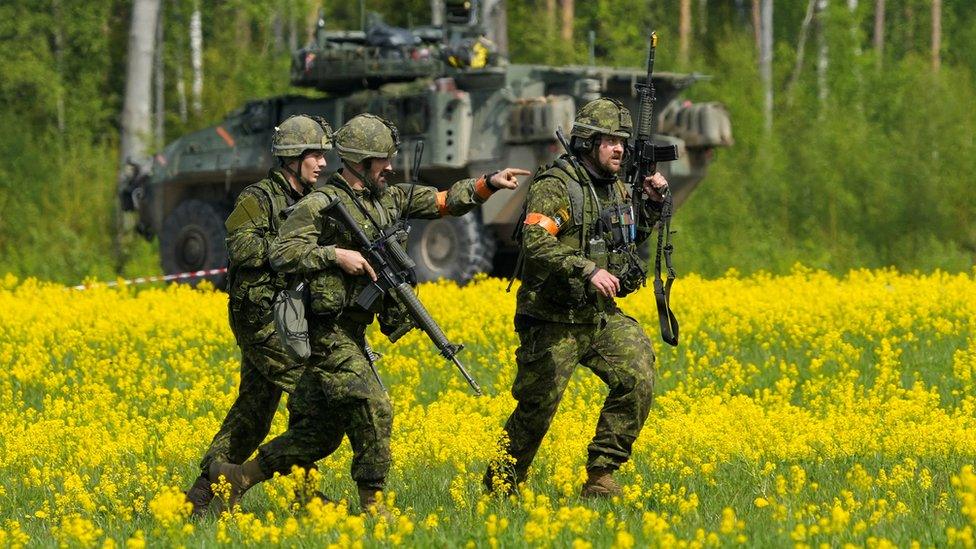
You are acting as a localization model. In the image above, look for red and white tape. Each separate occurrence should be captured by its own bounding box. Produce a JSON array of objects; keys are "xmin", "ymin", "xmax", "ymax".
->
[{"xmin": 72, "ymin": 267, "xmax": 228, "ymax": 290}]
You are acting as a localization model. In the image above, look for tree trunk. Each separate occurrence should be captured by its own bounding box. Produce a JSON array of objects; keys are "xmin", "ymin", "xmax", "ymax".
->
[
  {"xmin": 679, "ymin": 0, "xmax": 691, "ymax": 66},
  {"xmin": 120, "ymin": 0, "xmax": 161, "ymax": 170},
  {"xmin": 190, "ymin": 2, "xmax": 203, "ymax": 115},
  {"xmin": 483, "ymin": 0, "xmax": 508, "ymax": 58},
  {"xmin": 173, "ymin": 0, "xmax": 187, "ymax": 123},
  {"xmin": 431, "ymin": 0, "xmax": 444, "ymax": 26},
  {"xmin": 873, "ymin": 0, "xmax": 885, "ymax": 63},
  {"xmin": 117, "ymin": 0, "xmax": 162, "ymax": 272},
  {"xmin": 816, "ymin": 0, "xmax": 829, "ymax": 104},
  {"xmin": 759, "ymin": 0, "xmax": 773, "ymax": 131},
  {"xmin": 785, "ymin": 0, "xmax": 817, "ymax": 101},
  {"xmin": 52, "ymin": 0, "xmax": 66, "ymax": 135},
  {"xmin": 560, "ymin": 0, "xmax": 574, "ymax": 43},
  {"xmin": 931, "ymin": 0, "xmax": 941, "ymax": 72},
  {"xmin": 752, "ymin": 0, "xmax": 761, "ymax": 58},
  {"xmin": 698, "ymin": 0, "xmax": 707, "ymax": 35},
  {"xmin": 154, "ymin": 5, "xmax": 165, "ymax": 147}
]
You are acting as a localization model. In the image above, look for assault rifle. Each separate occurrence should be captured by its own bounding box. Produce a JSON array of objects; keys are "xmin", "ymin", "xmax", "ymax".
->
[
  {"xmin": 625, "ymin": 31, "xmax": 680, "ymax": 346},
  {"xmin": 323, "ymin": 197, "xmax": 483, "ymax": 395}
]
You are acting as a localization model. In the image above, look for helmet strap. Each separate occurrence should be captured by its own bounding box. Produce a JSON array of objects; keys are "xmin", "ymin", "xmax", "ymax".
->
[
  {"xmin": 342, "ymin": 158, "xmax": 379, "ymax": 198},
  {"xmin": 281, "ymin": 153, "xmax": 313, "ymax": 191}
]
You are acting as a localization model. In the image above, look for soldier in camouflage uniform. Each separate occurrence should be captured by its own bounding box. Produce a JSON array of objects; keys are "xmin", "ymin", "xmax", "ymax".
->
[
  {"xmin": 485, "ymin": 98, "xmax": 669, "ymax": 498},
  {"xmin": 183, "ymin": 115, "xmax": 333, "ymax": 516},
  {"xmin": 207, "ymin": 113, "xmax": 530, "ymax": 515}
]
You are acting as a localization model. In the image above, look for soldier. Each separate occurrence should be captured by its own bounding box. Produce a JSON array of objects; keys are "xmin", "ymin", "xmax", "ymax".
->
[
  {"xmin": 183, "ymin": 114, "xmax": 333, "ymax": 516},
  {"xmin": 206, "ymin": 113, "xmax": 530, "ymax": 515},
  {"xmin": 485, "ymin": 98, "xmax": 669, "ymax": 498}
]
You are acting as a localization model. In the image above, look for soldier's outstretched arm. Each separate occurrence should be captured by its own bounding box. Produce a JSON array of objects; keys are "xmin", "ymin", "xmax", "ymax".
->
[
  {"xmin": 269, "ymin": 193, "xmax": 338, "ymax": 274},
  {"xmin": 522, "ymin": 177, "xmax": 597, "ymax": 280},
  {"xmin": 395, "ymin": 168, "xmax": 530, "ymax": 219},
  {"xmin": 225, "ymin": 190, "xmax": 273, "ymax": 268}
]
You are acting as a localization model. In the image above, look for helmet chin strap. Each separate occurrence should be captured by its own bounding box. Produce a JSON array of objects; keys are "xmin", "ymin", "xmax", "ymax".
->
[
  {"xmin": 341, "ymin": 159, "xmax": 384, "ymax": 198},
  {"xmin": 281, "ymin": 154, "xmax": 313, "ymax": 191}
]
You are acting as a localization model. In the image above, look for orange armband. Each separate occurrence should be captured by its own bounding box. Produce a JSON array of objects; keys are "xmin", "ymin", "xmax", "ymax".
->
[
  {"xmin": 436, "ymin": 191, "xmax": 449, "ymax": 216},
  {"xmin": 474, "ymin": 176, "xmax": 495, "ymax": 200},
  {"xmin": 524, "ymin": 213, "xmax": 561, "ymax": 236}
]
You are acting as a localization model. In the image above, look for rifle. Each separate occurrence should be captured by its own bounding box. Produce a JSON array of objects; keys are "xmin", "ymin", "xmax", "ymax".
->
[
  {"xmin": 323, "ymin": 197, "xmax": 482, "ymax": 395},
  {"xmin": 625, "ymin": 31, "xmax": 680, "ymax": 347}
]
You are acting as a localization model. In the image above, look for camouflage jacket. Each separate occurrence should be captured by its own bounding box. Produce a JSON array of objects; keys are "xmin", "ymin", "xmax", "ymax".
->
[
  {"xmin": 517, "ymin": 155, "xmax": 662, "ymax": 324},
  {"xmin": 224, "ymin": 169, "xmax": 308, "ymax": 343},
  {"xmin": 269, "ymin": 171, "xmax": 495, "ymax": 328}
]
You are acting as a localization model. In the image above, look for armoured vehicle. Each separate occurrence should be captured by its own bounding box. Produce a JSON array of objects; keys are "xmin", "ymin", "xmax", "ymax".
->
[{"xmin": 120, "ymin": 7, "xmax": 732, "ymax": 286}]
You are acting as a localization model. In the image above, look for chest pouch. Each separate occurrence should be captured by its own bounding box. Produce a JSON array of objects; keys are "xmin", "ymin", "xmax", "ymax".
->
[{"xmin": 598, "ymin": 203, "xmax": 637, "ymax": 248}]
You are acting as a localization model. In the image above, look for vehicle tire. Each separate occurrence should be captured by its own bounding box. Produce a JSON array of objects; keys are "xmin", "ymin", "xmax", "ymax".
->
[
  {"xmin": 159, "ymin": 199, "xmax": 229, "ymax": 288},
  {"xmin": 407, "ymin": 214, "xmax": 495, "ymax": 284}
]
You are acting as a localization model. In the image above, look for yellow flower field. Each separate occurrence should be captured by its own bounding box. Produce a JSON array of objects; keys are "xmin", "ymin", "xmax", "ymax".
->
[{"xmin": 1, "ymin": 268, "xmax": 976, "ymax": 547}]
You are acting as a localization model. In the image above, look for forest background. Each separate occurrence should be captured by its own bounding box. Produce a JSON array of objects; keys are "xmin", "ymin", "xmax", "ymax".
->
[{"xmin": 0, "ymin": 0, "xmax": 973, "ymax": 284}]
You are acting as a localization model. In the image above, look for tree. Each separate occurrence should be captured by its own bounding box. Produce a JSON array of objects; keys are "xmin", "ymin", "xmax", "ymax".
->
[
  {"xmin": 759, "ymin": 0, "xmax": 773, "ymax": 131},
  {"xmin": 932, "ymin": 0, "xmax": 941, "ymax": 72},
  {"xmin": 117, "ymin": 0, "xmax": 162, "ymax": 272},
  {"xmin": 679, "ymin": 0, "xmax": 691, "ymax": 66},
  {"xmin": 190, "ymin": 1, "xmax": 203, "ymax": 115},
  {"xmin": 873, "ymin": 0, "xmax": 885, "ymax": 64},
  {"xmin": 560, "ymin": 0, "xmax": 574, "ymax": 43}
]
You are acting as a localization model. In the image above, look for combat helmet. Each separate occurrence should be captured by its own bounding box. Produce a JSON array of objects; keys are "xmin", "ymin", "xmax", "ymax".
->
[
  {"xmin": 334, "ymin": 114, "xmax": 400, "ymax": 164},
  {"xmin": 272, "ymin": 114, "xmax": 333, "ymax": 157},
  {"xmin": 571, "ymin": 98, "xmax": 633, "ymax": 140}
]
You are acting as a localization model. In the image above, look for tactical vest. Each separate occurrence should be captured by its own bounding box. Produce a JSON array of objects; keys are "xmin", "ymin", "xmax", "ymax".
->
[
  {"xmin": 227, "ymin": 173, "xmax": 302, "ymax": 339},
  {"xmin": 305, "ymin": 177, "xmax": 403, "ymax": 326},
  {"xmin": 515, "ymin": 156, "xmax": 641, "ymax": 323}
]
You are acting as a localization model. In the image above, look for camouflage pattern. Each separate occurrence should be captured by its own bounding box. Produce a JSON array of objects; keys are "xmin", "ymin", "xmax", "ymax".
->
[
  {"xmin": 270, "ymin": 171, "xmax": 490, "ymax": 317},
  {"xmin": 499, "ymin": 312, "xmax": 655, "ymax": 479},
  {"xmin": 256, "ymin": 319, "xmax": 390, "ymax": 488},
  {"xmin": 516, "ymin": 155, "xmax": 661, "ymax": 324},
  {"xmin": 272, "ymin": 114, "xmax": 333, "ymax": 157},
  {"xmin": 258, "ymin": 169, "xmax": 494, "ymax": 489},
  {"xmin": 570, "ymin": 98, "xmax": 634, "ymax": 140},
  {"xmin": 493, "ymin": 137, "xmax": 661, "ymax": 485},
  {"xmin": 197, "ymin": 169, "xmax": 308, "ymax": 475},
  {"xmin": 333, "ymin": 114, "xmax": 399, "ymax": 164}
]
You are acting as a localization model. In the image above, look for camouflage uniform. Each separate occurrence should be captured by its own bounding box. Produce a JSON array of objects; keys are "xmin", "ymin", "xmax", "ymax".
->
[
  {"xmin": 491, "ymin": 98, "xmax": 662, "ymax": 490},
  {"xmin": 197, "ymin": 169, "xmax": 308, "ymax": 475},
  {"xmin": 185, "ymin": 115, "xmax": 332, "ymax": 514},
  {"xmin": 255, "ymin": 119, "xmax": 499, "ymax": 491}
]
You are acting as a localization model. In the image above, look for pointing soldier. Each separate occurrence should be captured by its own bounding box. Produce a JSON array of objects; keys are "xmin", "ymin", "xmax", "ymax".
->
[
  {"xmin": 183, "ymin": 114, "xmax": 333, "ymax": 516},
  {"xmin": 207, "ymin": 113, "xmax": 530, "ymax": 516},
  {"xmin": 486, "ymin": 98, "xmax": 668, "ymax": 497}
]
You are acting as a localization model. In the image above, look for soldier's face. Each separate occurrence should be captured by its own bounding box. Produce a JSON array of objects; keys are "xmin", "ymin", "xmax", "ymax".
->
[
  {"xmin": 368, "ymin": 157, "xmax": 394, "ymax": 191},
  {"xmin": 596, "ymin": 136, "xmax": 626, "ymax": 174},
  {"xmin": 300, "ymin": 151, "xmax": 327, "ymax": 183}
]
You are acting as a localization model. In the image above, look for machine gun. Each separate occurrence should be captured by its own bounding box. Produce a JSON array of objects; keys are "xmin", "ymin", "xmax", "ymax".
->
[
  {"xmin": 323, "ymin": 197, "xmax": 483, "ymax": 396},
  {"xmin": 625, "ymin": 31, "xmax": 680, "ymax": 347}
]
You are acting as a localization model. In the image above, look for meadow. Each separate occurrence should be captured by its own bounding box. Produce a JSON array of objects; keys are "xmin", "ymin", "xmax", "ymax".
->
[{"xmin": 1, "ymin": 268, "xmax": 976, "ymax": 547}]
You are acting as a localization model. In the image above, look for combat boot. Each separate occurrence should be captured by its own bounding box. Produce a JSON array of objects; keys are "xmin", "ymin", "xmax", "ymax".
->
[
  {"xmin": 208, "ymin": 459, "xmax": 268, "ymax": 510},
  {"xmin": 184, "ymin": 474, "xmax": 214, "ymax": 518},
  {"xmin": 580, "ymin": 467, "xmax": 622, "ymax": 498},
  {"xmin": 358, "ymin": 487, "xmax": 394, "ymax": 521}
]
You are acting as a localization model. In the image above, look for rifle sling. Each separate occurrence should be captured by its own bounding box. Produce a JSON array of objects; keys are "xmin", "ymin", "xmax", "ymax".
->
[{"xmin": 653, "ymin": 194, "xmax": 679, "ymax": 346}]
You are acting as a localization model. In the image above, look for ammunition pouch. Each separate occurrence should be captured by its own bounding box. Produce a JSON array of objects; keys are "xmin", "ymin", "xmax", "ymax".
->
[{"xmin": 378, "ymin": 293, "xmax": 416, "ymax": 343}]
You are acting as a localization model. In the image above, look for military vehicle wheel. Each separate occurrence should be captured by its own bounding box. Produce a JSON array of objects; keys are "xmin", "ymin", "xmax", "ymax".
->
[
  {"xmin": 160, "ymin": 199, "xmax": 229, "ymax": 287},
  {"xmin": 408, "ymin": 215, "xmax": 495, "ymax": 284}
]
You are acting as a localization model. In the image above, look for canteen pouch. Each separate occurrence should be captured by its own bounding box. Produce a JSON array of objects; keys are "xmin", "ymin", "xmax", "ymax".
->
[{"xmin": 272, "ymin": 281, "xmax": 311, "ymax": 362}]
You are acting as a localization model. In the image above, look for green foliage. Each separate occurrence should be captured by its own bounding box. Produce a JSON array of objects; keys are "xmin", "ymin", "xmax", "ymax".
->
[{"xmin": 0, "ymin": 0, "xmax": 973, "ymax": 283}]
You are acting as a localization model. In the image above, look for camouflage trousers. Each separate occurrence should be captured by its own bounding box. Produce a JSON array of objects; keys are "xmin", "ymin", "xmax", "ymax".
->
[
  {"xmin": 257, "ymin": 319, "xmax": 392, "ymax": 491},
  {"xmin": 198, "ymin": 326, "xmax": 304, "ymax": 475},
  {"xmin": 498, "ymin": 311, "xmax": 655, "ymax": 481}
]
